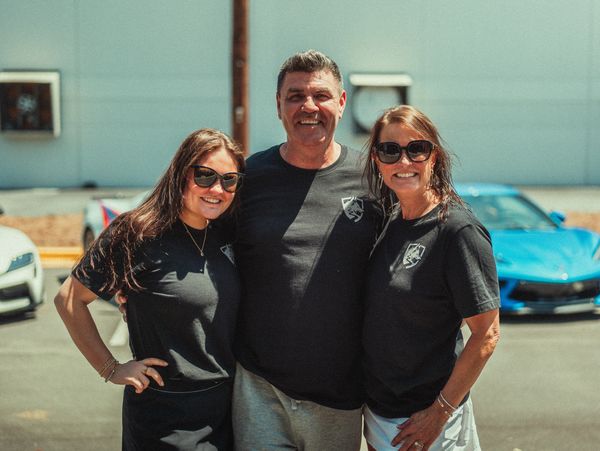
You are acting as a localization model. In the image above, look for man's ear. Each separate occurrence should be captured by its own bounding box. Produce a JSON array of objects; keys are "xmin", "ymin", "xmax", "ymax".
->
[
  {"xmin": 338, "ymin": 90, "xmax": 347, "ymax": 118},
  {"xmin": 276, "ymin": 93, "xmax": 282, "ymax": 120}
]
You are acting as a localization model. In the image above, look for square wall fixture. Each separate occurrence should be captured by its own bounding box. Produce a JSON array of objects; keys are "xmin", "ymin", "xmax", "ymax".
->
[
  {"xmin": 349, "ymin": 73, "xmax": 412, "ymax": 133},
  {"xmin": 0, "ymin": 71, "xmax": 61, "ymax": 137}
]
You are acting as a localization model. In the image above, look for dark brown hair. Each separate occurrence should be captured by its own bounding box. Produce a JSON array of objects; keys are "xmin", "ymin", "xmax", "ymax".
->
[
  {"xmin": 84, "ymin": 128, "xmax": 245, "ymax": 293},
  {"xmin": 363, "ymin": 105, "xmax": 463, "ymax": 218},
  {"xmin": 277, "ymin": 49, "xmax": 343, "ymax": 94}
]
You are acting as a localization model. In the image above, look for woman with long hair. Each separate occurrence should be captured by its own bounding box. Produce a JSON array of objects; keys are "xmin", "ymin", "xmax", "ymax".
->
[
  {"xmin": 55, "ymin": 128, "xmax": 245, "ymax": 450},
  {"xmin": 362, "ymin": 106, "xmax": 500, "ymax": 451}
]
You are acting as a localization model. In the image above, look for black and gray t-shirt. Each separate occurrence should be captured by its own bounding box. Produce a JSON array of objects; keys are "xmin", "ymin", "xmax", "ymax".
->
[
  {"xmin": 363, "ymin": 204, "xmax": 500, "ymax": 418},
  {"xmin": 73, "ymin": 220, "xmax": 241, "ymax": 392},
  {"xmin": 234, "ymin": 145, "xmax": 379, "ymax": 409}
]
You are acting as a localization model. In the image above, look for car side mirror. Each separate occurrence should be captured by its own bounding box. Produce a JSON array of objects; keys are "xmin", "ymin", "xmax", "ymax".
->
[{"xmin": 549, "ymin": 210, "xmax": 566, "ymax": 224}]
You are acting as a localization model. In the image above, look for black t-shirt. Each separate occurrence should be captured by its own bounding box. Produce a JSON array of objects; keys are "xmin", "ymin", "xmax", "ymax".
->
[
  {"xmin": 363, "ymin": 204, "xmax": 500, "ymax": 417},
  {"xmin": 234, "ymin": 145, "xmax": 380, "ymax": 409},
  {"xmin": 73, "ymin": 220, "xmax": 241, "ymax": 392}
]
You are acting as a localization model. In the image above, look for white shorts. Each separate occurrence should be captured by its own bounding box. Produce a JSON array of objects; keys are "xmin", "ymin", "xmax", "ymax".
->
[{"xmin": 363, "ymin": 398, "xmax": 481, "ymax": 451}]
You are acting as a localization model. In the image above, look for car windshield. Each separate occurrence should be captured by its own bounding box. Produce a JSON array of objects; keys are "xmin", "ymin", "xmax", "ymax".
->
[{"xmin": 462, "ymin": 194, "xmax": 558, "ymax": 230}]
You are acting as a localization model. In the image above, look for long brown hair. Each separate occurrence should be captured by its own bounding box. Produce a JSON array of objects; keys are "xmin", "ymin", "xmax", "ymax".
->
[
  {"xmin": 83, "ymin": 128, "xmax": 245, "ymax": 293},
  {"xmin": 363, "ymin": 105, "xmax": 463, "ymax": 219}
]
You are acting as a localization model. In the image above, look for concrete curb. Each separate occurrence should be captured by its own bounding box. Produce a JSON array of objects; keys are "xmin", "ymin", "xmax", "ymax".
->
[{"xmin": 38, "ymin": 246, "xmax": 82, "ymax": 269}]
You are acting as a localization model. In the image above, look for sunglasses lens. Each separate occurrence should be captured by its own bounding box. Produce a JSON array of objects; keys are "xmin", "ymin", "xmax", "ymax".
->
[
  {"xmin": 407, "ymin": 141, "xmax": 433, "ymax": 161},
  {"xmin": 221, "ymin": 173, "xmax": 242, "ymax": 193},
  {"xmin": 194, "ymin": 168, "xmax": 217, "ymax": 187},
  {"xmin": 375, "ymin": 143, "xmax": 402, "ymax": 164},
  {"xmin": 375, "ymin": 141, "xmax": 433, "ymax": 164}
]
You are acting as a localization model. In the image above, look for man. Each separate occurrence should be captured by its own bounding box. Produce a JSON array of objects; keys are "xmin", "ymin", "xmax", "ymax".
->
[{"xmin": 232, "ymin": 50, "xmax": 378, "ymax": 450}]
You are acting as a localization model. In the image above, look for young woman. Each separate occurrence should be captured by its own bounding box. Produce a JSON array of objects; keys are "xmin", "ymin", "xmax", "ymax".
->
[
  {"xmin": 55, "ymin": 129, "xmax": 245, "ymax": 450},
  {"xmin": 362, "ymin": 106, "xmax": 500, "ymax": 451}
]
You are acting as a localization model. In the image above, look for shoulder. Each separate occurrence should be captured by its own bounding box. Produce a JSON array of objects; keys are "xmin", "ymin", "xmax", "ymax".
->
[
  {"xmin": 340, "ymin": 145, "xmax": 364, "ymax": 166},
  {"xmin": 329, "ymin": 144, "xmax": 366, "ymax": 178},
  {"xmin": 245, "ymin": 145, "xmax": 281, "ymax": 171},
  {"xmin": 443, "ymin": 203, "xmax": 484, "ymax": 231},
  {"xmin": 441, "ymin": 203, "xmax": 492, "ymax": 247}
]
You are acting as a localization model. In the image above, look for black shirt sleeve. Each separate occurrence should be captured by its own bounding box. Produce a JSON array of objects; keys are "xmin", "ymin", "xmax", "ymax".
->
[
  {"xmin": 72, "ymin": 224, "xmax": 124, "ymax": 301},
  {"xmin": 444, "ymin": 223, "xmax": 501, "ymax": 318}
]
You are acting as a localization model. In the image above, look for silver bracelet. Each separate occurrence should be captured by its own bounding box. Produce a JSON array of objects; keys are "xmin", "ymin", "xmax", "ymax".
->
[
  {"xmin": 104, "ymin": 361, "xmax": 119, "ymax": 383},
  {"xmin": 438, "ymin": 391, "xmax": 458, "ymax": 411},
  {"xmin": 98, "ymin": 356, "xmax": 117, "ymax": 378}
]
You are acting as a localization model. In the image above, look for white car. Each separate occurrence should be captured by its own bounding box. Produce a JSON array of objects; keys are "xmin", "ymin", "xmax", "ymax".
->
[
  {"xmin": 0, "ymin": 225, "xmax": 45, "ymax": 316},
  {"xmin": 82, "ymin": 191, "xmax": 149, "ymax": 250}
]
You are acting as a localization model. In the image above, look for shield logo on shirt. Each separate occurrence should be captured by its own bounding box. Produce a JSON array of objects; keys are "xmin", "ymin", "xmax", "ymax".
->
[
  {"xmin": 402, "ymin": 243, "xmax": 425, "ymax": 268},
  {"xmin": 220, "ymin": 244, "xmax": 235, "ymax": 265},
  {"xmin": 341, "ymin": 197, "xmax": 364, "ymax": 223}
]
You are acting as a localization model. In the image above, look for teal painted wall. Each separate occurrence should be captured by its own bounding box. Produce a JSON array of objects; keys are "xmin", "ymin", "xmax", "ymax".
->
[{"xmin": 1, "ymin": 0, "xmax": 599, "ymax": 186}]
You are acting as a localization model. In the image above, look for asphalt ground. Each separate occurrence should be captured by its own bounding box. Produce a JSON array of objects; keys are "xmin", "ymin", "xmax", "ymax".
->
[
  {"xmin": 1, "ymin": 185, "xmax": 599, "ymax": 218},
  {"xmin": 1, "ymin": 188, "xmax": 600, "ymax": 450},
  {"xmin": 2, "ymin": 185, "xmax": 600, "ymax": 267},
  {"xmin": 2, "ymin": 244, "xmax": 599, "ymax": 451}
]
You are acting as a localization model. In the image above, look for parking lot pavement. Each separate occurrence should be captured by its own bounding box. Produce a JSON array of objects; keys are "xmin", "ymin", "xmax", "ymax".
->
[
  {"xmin": 519, "ymin": 186, "xmax": 600, "ymax": 212},
  {"xmin": 0, "ymin": 187, "xmax": 148, "ymax": 216},
  {"xmin": 1, "ymin": 185, "xmax": 600, "ymax": 217},
  {"xmin": 2, "ymin": 185, "xmax": 599, "ymax": 268}
]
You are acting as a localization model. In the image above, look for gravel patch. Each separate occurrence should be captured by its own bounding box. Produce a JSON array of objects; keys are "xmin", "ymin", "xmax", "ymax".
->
[{"xmin": 1, "ymin": 212, "xmax": 599, "ymax": 248}]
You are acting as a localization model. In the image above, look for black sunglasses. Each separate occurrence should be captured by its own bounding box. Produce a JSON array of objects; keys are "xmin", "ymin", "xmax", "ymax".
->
[
  {"xmin": 191, "ymin": 165, "xmax": 244, "ymax": 193},
  {"xmin": 373, "ymin": 140, "xmax": 435, "ymax": 164}
]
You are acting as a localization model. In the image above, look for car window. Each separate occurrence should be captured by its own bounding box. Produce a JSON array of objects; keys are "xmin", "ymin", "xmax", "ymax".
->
[{"xmin": 463, "ymin": 194, "xmax": 557, "ymax": 230}]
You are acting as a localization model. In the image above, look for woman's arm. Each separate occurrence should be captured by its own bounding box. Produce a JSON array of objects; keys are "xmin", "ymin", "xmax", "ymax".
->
[
  {"xmin": 54, "ymin": 276, "xmax": 167, "ymax": 393},
  {"xmin": 393, "ymin": 309, "xmax": 500, "ymax": 450},
  {"xmin": 439, "ymin": 309, "xmax": 500, "ymax": 407}
]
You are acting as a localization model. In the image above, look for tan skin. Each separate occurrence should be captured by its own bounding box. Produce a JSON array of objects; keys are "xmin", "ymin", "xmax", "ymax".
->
[
  {"xmin": 371, "ymin": 123, "xmax": 500, "ymax": 451},
  {"xmin": 276, "ymin": 70, "xmax": 346, "ymax": 169},
  {"xmin": 56, "ymin": 148, "xmax": 240, "ymax": 393},
  {"xmin": 118, "ymin": 70, "xmax": 347, "ymax": 318}
]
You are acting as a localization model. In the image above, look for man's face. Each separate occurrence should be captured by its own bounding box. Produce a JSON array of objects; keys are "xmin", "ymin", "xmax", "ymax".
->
[{"xmin": 276, "ymin": 70, "xmax": 346, "ymax": 149}]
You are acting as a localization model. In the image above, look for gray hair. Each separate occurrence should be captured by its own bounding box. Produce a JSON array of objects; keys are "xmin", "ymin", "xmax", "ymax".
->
[{"xmin": 277, "ymin": 50, "xmax": 343, "ymax": 94}]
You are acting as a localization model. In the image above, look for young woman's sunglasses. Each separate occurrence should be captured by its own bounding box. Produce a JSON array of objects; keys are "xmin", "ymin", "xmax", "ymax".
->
[
  {"xmin": 373, "ymin": 140, "xmax": 435, "ymax": 164},
  {"xmin": 191, "ymin": 165, "xmax": 244, "ymax": 193}
]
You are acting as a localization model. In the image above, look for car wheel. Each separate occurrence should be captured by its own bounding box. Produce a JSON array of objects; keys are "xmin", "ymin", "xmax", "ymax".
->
[{"xmin": 83, "ymin": 228, "xmax": 96, "ymax": 251}]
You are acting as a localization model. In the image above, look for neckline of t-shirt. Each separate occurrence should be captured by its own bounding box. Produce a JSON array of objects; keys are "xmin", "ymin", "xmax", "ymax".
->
[
  {"xmin": 274, "ymin": 143, "xmax": 348, "ymax": 176},
  {"xmin": 397, "ymin": 203, "xmax": 442, "ymax": 226},
  {"xmin": 177, "ymin": 218, "xmax": 210, "ymax": 233}
]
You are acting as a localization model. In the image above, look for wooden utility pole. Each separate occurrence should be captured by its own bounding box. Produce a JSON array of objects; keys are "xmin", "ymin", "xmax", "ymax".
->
[{"xmin": 232, "ymin": 0, "xmax": 249, "ymax": 155}]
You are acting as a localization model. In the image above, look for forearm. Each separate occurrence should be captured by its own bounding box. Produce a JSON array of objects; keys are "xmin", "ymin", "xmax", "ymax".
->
[
  {"xmin": 54, "ymin": 283, "xmax": 115, "ymax": 375},
  {"xmin": 441, "ymin": 313, "xmax": 500, "ymax": 408}
]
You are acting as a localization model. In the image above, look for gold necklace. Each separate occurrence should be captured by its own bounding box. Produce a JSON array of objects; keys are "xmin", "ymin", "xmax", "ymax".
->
[{"xmin": 182, "ymin": 221, "xmax": 208, "ymax": 257}]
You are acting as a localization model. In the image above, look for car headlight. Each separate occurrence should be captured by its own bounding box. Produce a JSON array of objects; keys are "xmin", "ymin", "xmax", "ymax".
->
[{"xmin": 7, "ymin": 252, "xmax": 34, "ymax": 272}]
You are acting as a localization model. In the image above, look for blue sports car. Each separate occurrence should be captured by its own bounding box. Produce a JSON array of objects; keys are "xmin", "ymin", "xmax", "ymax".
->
[{"xmin": 456, "ymin": 183, "xmax": 600, "ymax": 315}]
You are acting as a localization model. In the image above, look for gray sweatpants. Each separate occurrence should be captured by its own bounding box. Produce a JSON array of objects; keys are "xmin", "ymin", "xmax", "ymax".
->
[{"xmin": 232, "ymin": 363, "xmax": 362, "ymax": 451}]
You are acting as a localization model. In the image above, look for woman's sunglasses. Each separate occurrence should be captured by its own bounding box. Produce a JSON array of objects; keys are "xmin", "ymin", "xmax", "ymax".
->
[
  {"xmin": 191, "ymin": 165, "xmax": 244, "ymax": 193},
  {"xmin": 373, "ymin": 140, "xmax": 435, "ymax": 164}
]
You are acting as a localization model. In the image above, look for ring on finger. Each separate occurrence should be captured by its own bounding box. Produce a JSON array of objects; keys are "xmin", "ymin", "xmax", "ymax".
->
[{"xmin": 413, "ymin": 441, "xmax": 424, "ymax": 449}]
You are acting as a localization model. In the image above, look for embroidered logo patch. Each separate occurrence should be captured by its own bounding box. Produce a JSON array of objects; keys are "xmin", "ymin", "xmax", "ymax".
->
[
  {"xmin": 220, "ymin": 244, "xmax": 235, "ymax": 265},
  {"xmin": 402, "ymin": 243, "xmax": 425, "ymax": 268},
  {"xmin": 341, "ymin": 197, "xmax": 364, "ymax": 223}
]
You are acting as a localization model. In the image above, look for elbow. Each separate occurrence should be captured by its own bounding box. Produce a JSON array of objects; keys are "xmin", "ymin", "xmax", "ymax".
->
[
  {"xmin": 483, "ymin": 323, "xmax": 500, "ymax": 358},
  {"xmin": 54, "ymin": 291, "xmax": 67, "ymax": 314}
]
